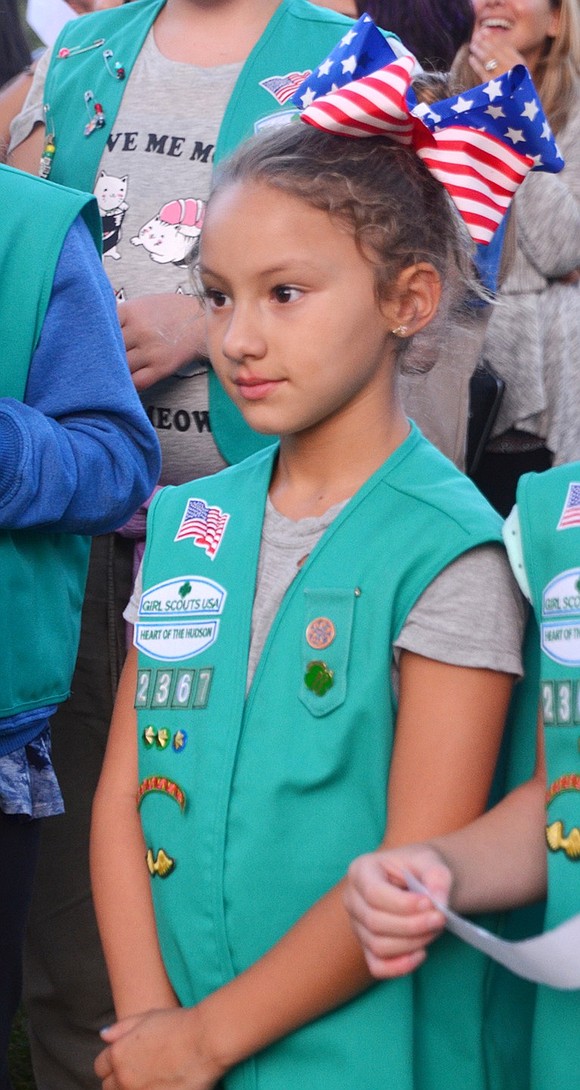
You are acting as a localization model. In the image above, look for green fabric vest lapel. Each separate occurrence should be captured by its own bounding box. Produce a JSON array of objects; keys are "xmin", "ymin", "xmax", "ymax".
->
[
  {"xmin": 1, "ymin": 164, "xmax": 100, "ymax": 398},
  {"xmin": 213, "ymin": 0, "xmax": 355, "ymax": 164},
  {"xmin": 0, "ymin": 165, "xmax": 97, "ymax": 715},
  {"xmin": 136, "ymin": 445, "xmax": 272, "ymax": 1007},
  {"xmin": 44, "ymin": 0, "xmax": 355, "ymax": 192},
  {"xmin": 516, "ymin": 465, "xmax": 580, "ymax": 1090},
  {"xmin": 44, "ymin": 0, "xmax": 165, "ymax": 190},
  {"xmin": 518, "ymin": 466, "xmax": 580, "ymax": 927}
]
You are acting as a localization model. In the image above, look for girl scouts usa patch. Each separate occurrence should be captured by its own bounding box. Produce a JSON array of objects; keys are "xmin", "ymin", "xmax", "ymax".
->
[
  {"xmin": 541, "ymin": 569, "xmax": 580, "ymax": 666},
  {"xmin": 135, "ymin": 576, "xmax": 226, "ymax": 662}
]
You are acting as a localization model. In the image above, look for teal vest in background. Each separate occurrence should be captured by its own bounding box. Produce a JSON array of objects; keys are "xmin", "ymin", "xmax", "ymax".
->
[
  {"xmin": 518, "ymin": 464, "xmax": 580, "ymax": 1090},
  {"xmin": 0, "ymin": 164, "xmax": 100, "ymax": 717},
  {"xmin": 135, "ymin": 425, "xmax": 537, "ymax": 1090},
  {"xmin": 41, "ymin": 0, "xmax": 358, "ymax": 466}
]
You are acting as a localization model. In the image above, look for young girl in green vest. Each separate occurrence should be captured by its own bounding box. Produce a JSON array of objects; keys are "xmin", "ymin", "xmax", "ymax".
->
[
  {"xmin": 344, "ymin": 460, "xmax": 580, "ymax": 1090},
  {"xmin": 91, "ymin": 116, "xmax": 533, "ymax": 1090}
]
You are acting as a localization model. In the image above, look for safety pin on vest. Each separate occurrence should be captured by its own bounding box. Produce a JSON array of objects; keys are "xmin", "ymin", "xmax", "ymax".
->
[
  {"xmin": 39, "ymin": 103, "xmax": 56, "ymax": 179},
  {"xmin": 83, "ymin": 90, "xmax": 106, "ymax": 136},
  {"xmin": 103, "ymin": 48, "xmax": 125, "ymax": 80},
  {"xmin": 58, "ymin": 38, "xmax": 105, "ymax": 60}
]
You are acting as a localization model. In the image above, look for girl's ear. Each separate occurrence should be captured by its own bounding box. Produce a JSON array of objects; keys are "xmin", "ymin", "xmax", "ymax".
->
[{"xmin": 380, "ymin": 262, "xmax": 442, "ymax": 337}]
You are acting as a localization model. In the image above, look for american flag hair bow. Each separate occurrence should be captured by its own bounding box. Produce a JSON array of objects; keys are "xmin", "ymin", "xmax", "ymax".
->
[
  {"xmin": 292, "ymin": 14, "xmax": 418, "ymax": 106},
  {"xmin": 292, "ymin": 19, "xmax": 563, "ymax": 245}
]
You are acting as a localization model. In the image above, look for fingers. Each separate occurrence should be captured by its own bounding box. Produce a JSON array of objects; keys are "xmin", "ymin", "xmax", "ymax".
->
[
  {"xmin": 116, "ymin": 294, "xmax": 208, "ymax": 389},
  {"xmin": 346, "ymin": 883, "xmax": 445, "ymax": 938},
  {"xmin": 95, "ymin": 1018, "xmax": 146, "ymax": 1090},
  {"xmin": 364, "ymin": 946, "xmax": 427, "ymax": 980},
  {"xmin": 343, "ymin": 849, "xmax": 451, "ymax": 978},
  {"xmin": 95, "ymin": 1016, "xmax": 142, "ymax": 1086},
  {"xmin": 347, "ymin": 850, "xmax": 452, "ymax": 913},
  {"xmin": 95, "ymin": 1044, "xmax": 113, "ymax": 1082},
  {"xmin": 468, "ymin": 29, "xmax": 524, "ymax": 80},
  {"xmin": 100, "ymin": 1016, "xmax": 141, "ymax": 1043},
  {"xmin": 125, "ymin": 352, "xmax": 155, "ymax": 390},
  {"xmin": 346, "ymin": 884, "xmax": 445, "ymax": 965}
]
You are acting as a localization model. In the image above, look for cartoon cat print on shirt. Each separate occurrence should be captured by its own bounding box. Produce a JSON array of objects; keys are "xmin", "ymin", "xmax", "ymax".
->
[
  {"xmin": 131, "ymin": 198, "xmax": 205, "ymax": 266},
  {"xmin": 94, "ymin": 171, "xmax": 129, "ymax": 261}
]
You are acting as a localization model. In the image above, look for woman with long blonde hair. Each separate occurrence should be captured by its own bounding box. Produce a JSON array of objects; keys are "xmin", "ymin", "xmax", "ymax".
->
[{"xmin": 452, "ymin": 0, "xmax": 580, "ymax": 513}]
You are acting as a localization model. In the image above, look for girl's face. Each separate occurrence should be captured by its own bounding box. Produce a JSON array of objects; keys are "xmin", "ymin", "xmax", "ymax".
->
[
  {"xmin": 199, "ymin": 181, "xmax": 403, "ymax": 443},
  {"xmin": 472, "ymin": 0, "xmax": 560, "ymax": 68}
]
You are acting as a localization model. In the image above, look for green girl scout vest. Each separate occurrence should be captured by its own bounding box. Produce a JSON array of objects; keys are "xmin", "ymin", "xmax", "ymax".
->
[
  {"xmin": 0, "ymin": 164, "xmax": 101, "ymax": 718},
  {"xmin": 135, "ymin": 424, "xmax": 536, "ymax": 1090},
  {"xmin": 41, "ymin": 0, "xmax": 359, "ymax": 466},
  {"xmin": 518, "ymin": 464, "xmax": 580, "ymax": 1090}
]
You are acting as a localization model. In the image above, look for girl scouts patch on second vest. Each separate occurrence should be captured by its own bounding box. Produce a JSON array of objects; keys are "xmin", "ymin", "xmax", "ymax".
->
[
  {"xmin": 541, "ymin": 569, "xmax": 580, "ymax": 667},
  {"xmin": 135, "ymin": 576, "xmax": 226, "ymax": 661}
]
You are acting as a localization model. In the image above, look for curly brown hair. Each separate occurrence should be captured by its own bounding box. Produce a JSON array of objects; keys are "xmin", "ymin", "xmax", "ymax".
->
[{"xmin": 206, "ymin": 122, "xmax": 476, "ymax": 373}]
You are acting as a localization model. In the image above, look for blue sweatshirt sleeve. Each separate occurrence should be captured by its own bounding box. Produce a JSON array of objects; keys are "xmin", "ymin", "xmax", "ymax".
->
[{"xmin": 0, "ymin": 215, "xmax": 161, "ymax": 533}]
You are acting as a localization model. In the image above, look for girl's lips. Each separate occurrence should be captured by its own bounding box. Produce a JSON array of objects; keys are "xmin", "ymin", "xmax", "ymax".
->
[{"xmin": 235, "ymin": 377, "xmax": 283, "ymax": 401}]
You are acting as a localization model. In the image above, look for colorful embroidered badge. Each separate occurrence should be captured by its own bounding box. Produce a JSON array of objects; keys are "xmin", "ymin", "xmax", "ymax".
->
[
  {"xmin": 146, "ymin": 848, "xmax": 175, "ymax": 878},
  {"xmin": 259, "ymin": 71, "xmax": 311, "ymax": 105},
  {"xmin": 135, "ymin": 666, "xmax": 214, "ymax": 708},
  {"xmin": 546, "ymin": 820, "xmax": 580, "ymax": 860},
  {"xmin": 304, "ymin": 660, "xmax": 334, "ymax": 696},
  {"xmin": 306, "ymin": 617, "xmax": 336, "ymax": 650},
  {"xmin": 137, "ymin": 776, "xmax": 186, "ymax": 812},
  {"xmin": 540, "ymin": 572, "xmax": 580, "ymax": 667},
  {"xmin": 174, "ymin": 498, "xmax": 229, "ymax": 558},
  {"xmin": 557, "ymin": 484, "xmax": 580, "ymax": 530},
  {"xmin": 546, "ymin": 773, "xmax": 580, "ymax": 806},
  {"xmin": 142, "ymin": 726, "xmax": 171, "ymax": 748},
  {"xmin": 172, "ymin": 730, "xmax": 188, "ymax": 752},
  {"xmin": 545, "ymin": 774, "xmax": 580, "ymax": 859}
]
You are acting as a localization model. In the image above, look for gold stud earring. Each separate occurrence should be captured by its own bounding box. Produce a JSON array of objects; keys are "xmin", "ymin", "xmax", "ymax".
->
[{"xmin": 391, "ymin": 325, "xmax": 408, "ymax": 337}]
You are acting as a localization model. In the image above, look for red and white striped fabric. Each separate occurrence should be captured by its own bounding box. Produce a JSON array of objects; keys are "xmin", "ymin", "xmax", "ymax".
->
[
  {"xmin": 301, "ymin": 55, "xmax": 416, "ymax": 143},
  {"xmin": 301, "ymin": 55, "xmax": 534, "ymax": 244}
]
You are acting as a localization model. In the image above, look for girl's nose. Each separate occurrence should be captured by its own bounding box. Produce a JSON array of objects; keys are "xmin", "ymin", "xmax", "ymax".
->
[{"xmin": 221, "ymin": 305, "xmax": 266, "ymax": 363}]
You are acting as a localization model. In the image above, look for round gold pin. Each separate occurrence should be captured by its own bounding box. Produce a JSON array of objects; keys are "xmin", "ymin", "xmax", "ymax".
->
[{"xmin": 305, "ymin": 617, "xmax": 336, "ymax": 650}]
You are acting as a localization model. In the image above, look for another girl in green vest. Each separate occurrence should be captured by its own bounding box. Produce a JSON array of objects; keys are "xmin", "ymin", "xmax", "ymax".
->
[
  {"xmin": 91, "ymin": 115, "xmax": 532, "ymax": 1090},
  {"xmin": 344, "ymin": 461, "xmax": 580, "ymax": 1090}
]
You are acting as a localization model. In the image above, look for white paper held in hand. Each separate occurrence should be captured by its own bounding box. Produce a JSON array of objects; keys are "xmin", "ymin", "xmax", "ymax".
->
[{"xmin": 403, "ymin": 869, "xmax": 580, "ymax": 990}]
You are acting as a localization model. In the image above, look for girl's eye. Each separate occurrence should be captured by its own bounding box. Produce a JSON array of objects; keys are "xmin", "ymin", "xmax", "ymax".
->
[
  {"xmin": 203, "ymin": 288, "xmax": 230, "ymax": 309},
  {"xmin": 272, "ymin": 285, "xmax": 301, "ymax": 304}
]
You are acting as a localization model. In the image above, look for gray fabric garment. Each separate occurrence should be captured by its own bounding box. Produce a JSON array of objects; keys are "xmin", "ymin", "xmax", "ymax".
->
[
  {"xmin": 399, "ymin": 306, "xmax": 489, "ymax": 472},
  {"xmin": 483, "ymin": 94, "xmax": 580, "ymax": 462}
]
